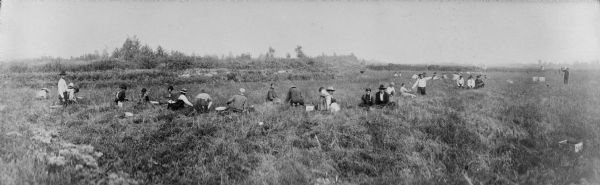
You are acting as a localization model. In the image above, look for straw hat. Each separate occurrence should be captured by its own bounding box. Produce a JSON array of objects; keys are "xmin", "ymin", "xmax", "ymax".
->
[
  {"xmin": 378, "ymin": 85, "xmax": 386, "ymax": 90},
  {"xmin": 365, "ymin": 88, "xmax": 371, "ymax": 92},
  {"xmin": 239, "ymin": 88, "xmax": 246, "ymax": 93},
  {"xmin": 326, "ymin": 86, "xmax": 335, "ymax": 91}
]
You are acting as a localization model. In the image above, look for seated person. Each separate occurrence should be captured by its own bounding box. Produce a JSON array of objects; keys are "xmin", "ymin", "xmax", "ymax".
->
[
  {"xmin": 359, "ymin": 88, "xmax": 374, "ymax": 107},
  {"xmin": 399, "ymin": 83, "xmax": 416, "ymax": 98},
  {"xmin": 168, "ymin": 88, "xmax": 193, "ymax": 110},
  {"xmin": 374, "ymin": 85, "xmax": 391, "ymax": 107},
  {"xmin": 194, "ymin": 89, "xmax": 213, "ymax": 113},
  {"xmin": 227, "ymin": 88, "xmax": 248, "ymax": 112},
  {"xmin": 475, "ymin": 75, "xmax": 485, "ymax": 89}
]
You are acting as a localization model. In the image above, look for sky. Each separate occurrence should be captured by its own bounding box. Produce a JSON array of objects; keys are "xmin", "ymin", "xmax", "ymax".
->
[{"xmin": 1, "ymin": 0, "xmax": 599, "ymax": 65}]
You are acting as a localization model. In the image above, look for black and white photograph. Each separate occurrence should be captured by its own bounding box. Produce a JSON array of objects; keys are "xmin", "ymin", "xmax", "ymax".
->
[{"xmin": 1, "ymin": 0, "xmax": 599, "ymax": 184}]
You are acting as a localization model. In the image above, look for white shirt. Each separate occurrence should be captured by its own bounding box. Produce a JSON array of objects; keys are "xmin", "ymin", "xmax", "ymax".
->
[
  {"xmin": 467, "ymin": 79, "xmax": 475, "ymax": 87},
  {"xmin": 412, "ymin": 77, "xmax": 432, "ymax": 88},
  {"xmin": 400, "ymin": 87, "xmax": 411, "ymax": 94},
  {"xmin": 178, "ymin": 94, "xmax": 194, "ymax": 106},
  {"xmin": 57, "ymin": 78, "xmax": 67, "ymax": 98},
  {"xmin": 386, "ymin": 87, "xmax": 395, "ymax": 96},
  {"xmin": 457, "ymin": 78, "xmax": 464, "ymax": 86}
]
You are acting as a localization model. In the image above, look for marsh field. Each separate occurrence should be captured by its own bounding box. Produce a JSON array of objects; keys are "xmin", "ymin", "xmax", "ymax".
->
[{"xmin": 1, "ymin": 57, "xmax": 599, "ymax": 185}]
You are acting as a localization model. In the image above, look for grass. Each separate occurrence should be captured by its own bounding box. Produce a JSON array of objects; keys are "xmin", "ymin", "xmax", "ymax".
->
[{"xmin": 1, "ymin": 69, "xmax": 599, "ymax": 185}]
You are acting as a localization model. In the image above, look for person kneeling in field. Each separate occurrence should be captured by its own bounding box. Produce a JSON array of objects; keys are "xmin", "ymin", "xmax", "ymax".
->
[
  {"xmin": 114, "ymin": 84, "xmax": 128, "ymax": 108},
  {"xmin": 475, "ymin": 75, "xmax": 485, "ymax": 89},
  {"xmin": 194, "ymin": 89, "xmax": 213, "ymax": 113},
  {"xmin": 226, "ymin": 88, "xmax": 248, "ymax": 113},
  {"xmin": 168, "ymin": 88, "xmax": 194, "ymax": 111},
  {"xmin": 265, "ymin": 83, "xmax": 281, "ymax": 104},
  {"xmin": 285, "ymin": 85, "xmax": 304, "ymax": 107},
  {"xmin": 359, "ymin": 88, "xmax": 374, "ymax": 107},
  {"xmin": 399, "ymin": 83, "xmax": 417, "ymax": 98}
]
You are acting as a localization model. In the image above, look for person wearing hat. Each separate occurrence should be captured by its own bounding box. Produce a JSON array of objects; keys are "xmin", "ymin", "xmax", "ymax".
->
[
  {"xmin": 169, "ymin": 88, "xmax": 194, "ymax": 111},
  {"xmin": 466, "ymin": 75, "xmax": 475, "ymax": 89},
  {"xmin": 561, "ymin": 67, "xmax": 569, "ymax": 84},
  {"xmin": 475, "ymin": 75, "xmax": 485, "ymax": 89},
  {"xmin": 266, "ymin": 83, "xmax": 280, "ymax": 103},
  {"xmin": 326, "ymin": 87, "xmax": 340, "ymax": 112},
  {"xmin": 194, "ymin": 89, "xmax": 213, "ymax": 113},
  {"xmin": 57, "ymin": 71, "xmax": 68, "ymax": 105},
  {"xmin": 114, "ymin": 84, "xmax": 128, "ymax": 107},
  {"xmin": 285, "ymin": 85, "xmax": 304, "ymax": 107},
  {"xmin": 399, "ymin": 83, "xmax": 417, "ymax": 98},
  {"xmin": 412, "ymin": 73, "xmax": 434, "ymax": 95},
  {"xmin": 359, "ymin": 88, "xmax": 374, "ymax": 107},
  {"xmin": 36, "ymin": 88, "xmax": 50, "ymax": 99},
  {"xmin": 226, "ymin": 88, "xmax": 248, "ymax": 112},
  {"xmin": 374, "ymin": 84, "xmax": 390, "ymax": 106}
]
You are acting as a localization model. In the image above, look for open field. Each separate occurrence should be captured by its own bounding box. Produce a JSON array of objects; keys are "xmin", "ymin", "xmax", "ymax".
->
[{"xmin": 1, "ymin": 68, "xmax": 599, "ymax": 185}]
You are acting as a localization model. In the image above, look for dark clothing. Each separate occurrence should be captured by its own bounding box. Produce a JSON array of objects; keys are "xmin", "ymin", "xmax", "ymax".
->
[
  {"xmin": 266, "ymin": 89, "xmax": 278, "ymax": 102},
  {"xmin": 285, "ymin": 87, "xmax": 304, "ymax": 106},
  {"xmin": 140, "ymin": 93, "xmax": 150, "ymax": 102},
  {"xmin": 417, "ymin": 87, "xmax": 426, "ymax": 95},
  {"xmin": 194, "ymin": 98, "xmax": 211, "ymax": 113},
  {"xmin": 114, "ymin": 90, "xmax": 127, "ymax": 104},
  {"xmin": 360, "ymin": 94, "xmax": 374, "ymax": 107},
  {"xmin": 290, "ymin": 99, "xmax": 305, "ymax": 107},
  {"xmin": 168, "ymin": 100, "xmax": 185, "ymax": 110},
  {"xmin": 374, "ymin": 91, "xmax": 390, "ymax": 105},
  {"xmin": 475, "ymin": 79, "xmax": 485, "ymax": 89},
  {"xmin": 562, "ymin": 69, "xmax": 569, "ymax": 84}
]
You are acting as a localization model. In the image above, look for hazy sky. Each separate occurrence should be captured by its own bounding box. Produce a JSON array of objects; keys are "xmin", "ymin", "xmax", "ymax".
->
[{"xmin": 1, "ymin": 0, "xmax": 599, "ymax": 65}]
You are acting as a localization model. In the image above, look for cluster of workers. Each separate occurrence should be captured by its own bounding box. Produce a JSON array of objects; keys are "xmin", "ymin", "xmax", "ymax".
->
[
  {"xmin": 455, "ymin": 74, "xmax": 486, "ymax": 89},
  {"xmin": 47, "ymin": 70, "xmax": 488, "ymax": 113}
]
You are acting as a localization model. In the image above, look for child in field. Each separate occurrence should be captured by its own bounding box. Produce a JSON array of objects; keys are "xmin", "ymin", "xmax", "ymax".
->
[
  {"xmin": 399, "ymin": 83, "xmax": 416, "ymax": 98},
  {"xmin": 317, "ymin": 87, "xmax": 330, "ymax": 111},
  {"xmin": 266, "ymin": 83, "xmax": 280, "ymax": 104},
  {"xmin": 326, "ymin": 87, "xmax": 340, "ymax": 112},
  {"xmin": 359, "ymin": 88, "xmax": 374, "ymax": 107},
  {"xmin": 139, "ymin": 88, "xmax": 150, "ymax": 103},
  {"xmin": 466, "ymin": 76, "xmax": 475, "ymax": 88},
  {"xmin": 65, "ymin": 83, "xmax": 78, "ymax": 105},
  {"xmin": 114, "ymin": 84, "xmax": 128, "ymax": 108}
]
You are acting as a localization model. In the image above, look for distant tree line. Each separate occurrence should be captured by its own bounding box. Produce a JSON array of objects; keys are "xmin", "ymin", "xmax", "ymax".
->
[{"xmin": 367, "ymin": 63, "xmax": 483, "ymax": 72}]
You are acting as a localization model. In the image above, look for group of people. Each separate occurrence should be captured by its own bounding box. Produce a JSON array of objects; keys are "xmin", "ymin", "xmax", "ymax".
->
[
  {"xmin": 265, "ymin": 84, "xmax": 340, "ymax": 112},
  {"xmin": 46, "ymin": 71, "xmax": 80, "ymax": 106},
  {"xmin": 455, "ymin": 74, "xmax": 485, "ymax": 89}
]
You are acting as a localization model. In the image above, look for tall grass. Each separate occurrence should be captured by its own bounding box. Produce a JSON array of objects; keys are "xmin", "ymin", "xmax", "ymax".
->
[{"xmin": 1, "ymin": 69, "xmax": 599, "ymax": 184}]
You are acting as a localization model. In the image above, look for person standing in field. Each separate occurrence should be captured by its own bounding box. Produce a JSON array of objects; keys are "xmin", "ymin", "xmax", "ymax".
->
[
  {"xmin": 285, "ymin": 85, "xmax": 304, "ymax": 107},
  {"xmin": 399, "ymin": 83, "xmax": 417, "ymax": 98},
  {"xmin": 114, "ymin": 84, "xmax": 128, "ymax": 108},
  {"xmin": 266, "ymin": 83, "xmax": 280, "ymax": 103},
  {"xmin": 57, "ymin": 71, "xmax": 68, "ymax": 105},
  {"xmin": 456, "ymin": 76, "xmax": 465, "ymax": 88},
  {"xmin": 359, "ymin": 88, "xmax": 374, "ymax": 107},
  {"xmin": 169, "ymin": 88, "xmax": 194, "ymax": 111},
  {"xmin": 466, "ymin": 76, "xmax": 475, "ymax": 88},
  {"xmin": 226, "ymin": 88, "xmax": 248, "ymax": 112},
  {"xmin": 412, "ymin": 73, "xmax": 433, "ymax": 95},
  {"xmin": 374, "ymin": 85, "xmax": 390, "ymax": 106},
  {"xmin": 194, "ymin": 89, "xmax": 213, "ymax": 113},
  {"xmin": 561, "ymin": 67, "xmax": 570, "ymax": 84}
]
